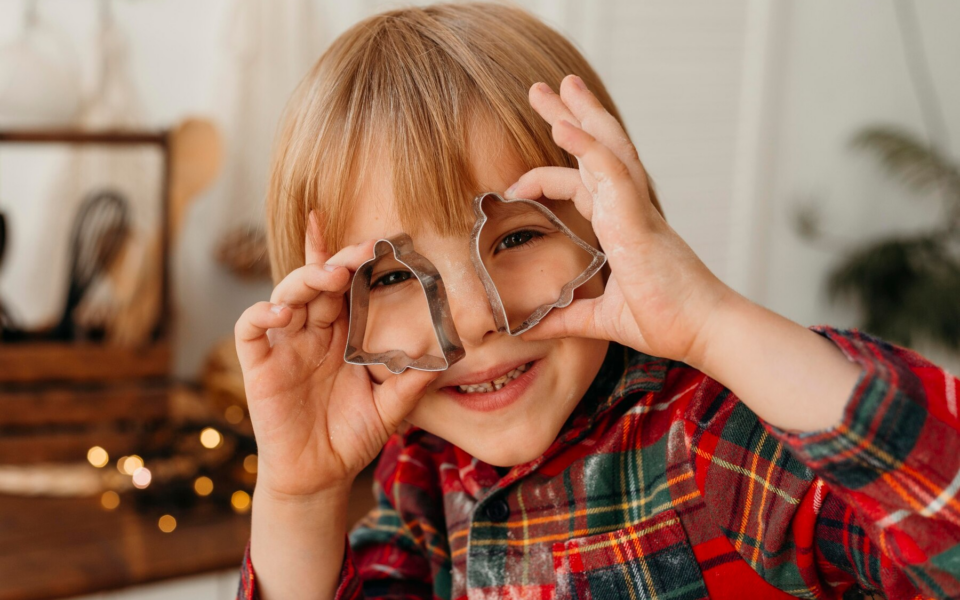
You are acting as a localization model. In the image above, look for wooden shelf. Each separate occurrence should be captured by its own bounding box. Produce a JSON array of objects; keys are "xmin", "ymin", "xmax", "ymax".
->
[{"xmin": 0, "ymin": 129, "xmax": 168, "ymax": 146}]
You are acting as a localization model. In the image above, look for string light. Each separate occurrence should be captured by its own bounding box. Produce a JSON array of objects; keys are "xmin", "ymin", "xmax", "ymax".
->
[
  {"xmin": 200, "ymin": 427, "xmax": 222, "ymax": 449},
  {"xmin": 132, "ymin": 467, "xmax": 152, "ymax": 489},
  {"xmin": 231, "ymin": 490, "xmax": 251, "ymax": 513},
  {"xmin": 101, "ymin": 490, "xmax": 120, "ymax": 510},
  {"xmin": 84, "ymin": 418, "xmax": 255, "ymax": 518},
  {"xmin": 194, "ymin": 476, "xmax": 214, "ymax": 497},
  {"xmin": 87, "ymin": 446, "xmax": 109, "ymax": 468},
  {"xmin": 224, "ymin": 405, "xmax": 245, "ymax": 424},
  {"xmin": 121, "ymin": 455, "xmax": 144, "ymax": 475},
  {"xmin": 158, "ymin": 515, "xmax": 177, "ymax": 533}
]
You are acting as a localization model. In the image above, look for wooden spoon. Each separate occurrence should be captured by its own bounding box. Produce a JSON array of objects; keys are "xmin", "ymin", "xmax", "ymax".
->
[{"xmin": 106, "ymin": 118, "xmax": 222, "ymax": 347}]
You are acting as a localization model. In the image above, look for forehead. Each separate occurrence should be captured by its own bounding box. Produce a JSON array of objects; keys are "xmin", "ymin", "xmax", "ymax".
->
[{"xmin": 341, "ymin": 122, "xmax": 530, "ymax": 247}]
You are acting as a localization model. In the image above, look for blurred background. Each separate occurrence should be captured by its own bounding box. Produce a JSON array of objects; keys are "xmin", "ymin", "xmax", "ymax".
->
[{"xmin": 0, "ymin": 0, "xmax": 957, "ymax": 598}]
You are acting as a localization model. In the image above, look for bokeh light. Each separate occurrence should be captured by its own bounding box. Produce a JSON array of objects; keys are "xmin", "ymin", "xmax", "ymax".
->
[
  {"xmin": 100, "ymin": 490, "xmax": 120, "ymax": 510},
  {"xmin": 87, "ymin": 446, "xmax": 109, "ymax": 468},
  {"xmin": 120, "ymin": 455, "xmax": 144, "ymax": 475},
  {"xmin": 243, "ymin": 454, "xmax": 258, "ymax": 474},
  {"xmin": 231, "ymin": 490, "xmax": 251, "ymax": 513},
  {"xmin": 158, "ymin": 515, "xmax": 177, "ymax": 533},
  {"xmin": 200, "ymin": 427, "xmax": 222, "ymax": 449},
  {"xmin": 132, "ymin": 467, "xmax": 152, "ymax": 489},
  {"xmin": 194, "ymin": 476, "xmax": 214, "ymax": 497},
  {"xmin": 224, "ymin": 405, "xmax": 245, "ymax": 424}
]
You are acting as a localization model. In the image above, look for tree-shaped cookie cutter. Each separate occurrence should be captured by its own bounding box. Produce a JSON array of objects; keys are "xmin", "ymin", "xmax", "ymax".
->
[
  {"xmin": 469, "ymin": 192, "xmax": 607, "ymax": 336},
  {"xmin": 344, "ymin": 234, "xmax": 465, "ymax": 374}
]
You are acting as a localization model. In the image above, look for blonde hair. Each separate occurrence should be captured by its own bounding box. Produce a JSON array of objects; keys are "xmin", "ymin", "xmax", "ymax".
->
[{"xmin": 266, "ymin": 2, "xmax": 661, "ymax": 282}]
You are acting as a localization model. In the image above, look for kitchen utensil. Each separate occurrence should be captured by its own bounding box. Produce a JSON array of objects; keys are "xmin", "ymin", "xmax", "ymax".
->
[{"xmin": 53, "ymin": 190, "xmax": 130, "ymax": 340}]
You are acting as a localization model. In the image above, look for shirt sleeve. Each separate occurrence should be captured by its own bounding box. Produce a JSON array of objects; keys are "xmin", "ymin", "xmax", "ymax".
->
[
  {"xmin": 686, "ymin": 325, "xmax": 960, "ymax": 599},
  {"xmin": 235, "ymin": 433, "xmax": 439, "ymax": 600}
]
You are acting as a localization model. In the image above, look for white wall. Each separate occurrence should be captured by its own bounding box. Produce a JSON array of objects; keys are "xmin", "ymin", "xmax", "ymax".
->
[{"xmin": 754, "ymin": 0, "xmax": 960, "ymax": 370}]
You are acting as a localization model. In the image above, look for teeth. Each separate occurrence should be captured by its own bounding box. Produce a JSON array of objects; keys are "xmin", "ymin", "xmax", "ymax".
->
[{"xmin": 458, "ymin": 363, "xmax": 530, "ymax": 394}]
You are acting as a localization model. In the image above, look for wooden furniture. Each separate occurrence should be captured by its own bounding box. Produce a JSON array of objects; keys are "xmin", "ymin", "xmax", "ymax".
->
[
  {"xmin": 0, "ymin": 129, "xmax": 237, "ymax": 599},
  {"xmin": 0, "ymin": 468, "xmax": 375, "ymax": 600},
  {"xmin": 0, "ymin": 127, "xmax": 377, "ymax": 599},
  {"xmin": 0, "ymin": 129, "xmax": 173, "ymax": 471}
]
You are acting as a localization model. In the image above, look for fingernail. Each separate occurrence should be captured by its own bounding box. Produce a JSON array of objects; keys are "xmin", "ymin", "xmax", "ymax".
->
[
  {"xmin": 270, "ymin": 304, "xmax": 285, "ymax": 315},
  {"xmin": 504, "ymin": 183, "xmax": 519, "ymax": 198},
  {"xmin": 536, "ymin": 82, "xmax": 553, "ymax": 94},
  {"xmin": 323, "ymin": 262, "xmax": 340, "ymax": 272},
  {"xmin": 570, "ymin": 75, "xmax": 586, "ymax": 91}
]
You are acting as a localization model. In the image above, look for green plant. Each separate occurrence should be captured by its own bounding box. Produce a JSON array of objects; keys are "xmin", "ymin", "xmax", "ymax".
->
[{"xmin": 797, "ymin": 126, "xmax": 960, "ymax": 350}]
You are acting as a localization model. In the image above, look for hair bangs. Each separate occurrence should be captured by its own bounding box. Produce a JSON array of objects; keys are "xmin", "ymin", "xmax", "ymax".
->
[{"xmin": 267, "ymin": 3, "xmax": 656, "ymax": 283}]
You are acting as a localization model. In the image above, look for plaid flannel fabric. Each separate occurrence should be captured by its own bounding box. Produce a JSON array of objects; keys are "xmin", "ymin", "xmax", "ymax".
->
[{"xmin": 237, "ymin": 327, "xmax": 960, "ymax": 599}]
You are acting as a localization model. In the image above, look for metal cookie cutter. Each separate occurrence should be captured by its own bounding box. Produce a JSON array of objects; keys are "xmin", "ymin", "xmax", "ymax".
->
[
  {"xmin": 344, "ymin": 233, "xmax": 465, "ymax": 374},
  {"xmin": 469, "ymin": 192, "xmax": 607, "ymax": 336}
]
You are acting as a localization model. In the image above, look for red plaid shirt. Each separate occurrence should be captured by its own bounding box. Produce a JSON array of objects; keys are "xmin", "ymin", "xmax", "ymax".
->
[{"xmin": 237, "ymin": 327, "xmax": 960, "ymax": 599}]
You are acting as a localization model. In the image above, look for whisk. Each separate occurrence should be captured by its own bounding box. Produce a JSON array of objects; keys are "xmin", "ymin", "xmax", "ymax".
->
[
  {"xmin": 52, "ymin": 189, "xmax": 130, "ymax": 340},
  {"xmin": 0, "ymin": 210, "xmax": 11, "ymax": 333}
]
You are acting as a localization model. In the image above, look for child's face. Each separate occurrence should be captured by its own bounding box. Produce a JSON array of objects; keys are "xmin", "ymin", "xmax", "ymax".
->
[{"xmin": 342, "ymin": 131, "xmax": 608, "ymax": 467}]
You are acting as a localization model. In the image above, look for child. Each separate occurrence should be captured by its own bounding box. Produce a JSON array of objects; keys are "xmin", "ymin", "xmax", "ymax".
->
[{"xmin": 234, "ymin": 4, "xmax": 960, "ymax": 599}]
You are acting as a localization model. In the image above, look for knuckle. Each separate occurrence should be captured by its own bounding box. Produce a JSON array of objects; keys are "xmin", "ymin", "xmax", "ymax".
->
[
  {"xmin": 234, "ymin": 312, "xmax": 250, "ymax": 336},
  {"xmin": 606, "ymin": 156, "xmax": 632, "ymax": 181}
]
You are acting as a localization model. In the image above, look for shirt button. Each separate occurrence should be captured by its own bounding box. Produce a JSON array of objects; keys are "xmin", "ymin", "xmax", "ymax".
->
[{"xmin": 483, "ymin": 498, "xmax": 511, "ymax": 522}]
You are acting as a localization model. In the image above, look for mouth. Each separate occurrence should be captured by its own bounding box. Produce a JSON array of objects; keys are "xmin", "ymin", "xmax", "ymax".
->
[
  {"xmin": 440, "ymin": 358, "xmax": 541, "ymax": 412},
  {"xmin": 455, "ymin": 362, "xmax": 531, "ymax": 393}
]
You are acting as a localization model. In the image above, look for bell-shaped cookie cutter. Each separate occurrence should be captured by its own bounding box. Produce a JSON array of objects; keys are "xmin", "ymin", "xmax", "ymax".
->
[
  {"xmin": 344, "ymin": 233, "xmax": 465, "ymax": 374},
  {"xmin": 469, "ymin": 192, "xmax": 607, "ymax": 336}
]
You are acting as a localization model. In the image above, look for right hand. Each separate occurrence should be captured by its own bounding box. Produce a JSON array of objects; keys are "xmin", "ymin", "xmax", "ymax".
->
[{"xmin": 235, "ymin": 212, "xmax": 439, "ymax": 500}]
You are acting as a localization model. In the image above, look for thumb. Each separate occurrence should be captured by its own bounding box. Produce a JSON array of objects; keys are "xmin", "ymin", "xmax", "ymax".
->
[
  {"xmin": 519, "ymin": 298, "xmax": 605, "ymax": 342},
  {"xmin": 372, "ymin": 368, "xmax": 440, "ymax": 432}
]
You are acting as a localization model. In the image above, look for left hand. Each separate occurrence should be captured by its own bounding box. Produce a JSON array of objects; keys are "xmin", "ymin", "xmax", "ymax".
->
[{"xmin": 508, "ymin": 75, "xmax": 739, "ymax": 366}]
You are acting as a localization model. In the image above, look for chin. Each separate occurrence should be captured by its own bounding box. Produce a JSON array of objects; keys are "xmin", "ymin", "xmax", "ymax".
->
[{"xmin": 456, "ymin": 428, "xmax": 558, "ymax": 468}]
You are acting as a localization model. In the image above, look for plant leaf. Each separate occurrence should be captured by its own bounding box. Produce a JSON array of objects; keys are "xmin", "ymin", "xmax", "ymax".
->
[
  {"xmin": 852, "ymin": 126, "xmax": 960, "ymax": 198},
  {"xmin": 827, "ymin": 236, "xmax": 960, "ymax": 350}
]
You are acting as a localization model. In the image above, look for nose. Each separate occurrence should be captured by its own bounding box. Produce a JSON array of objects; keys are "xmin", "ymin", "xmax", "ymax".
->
[{"xmin": 442, "ymin": 262, "xmax": 499, "ymax": 348}]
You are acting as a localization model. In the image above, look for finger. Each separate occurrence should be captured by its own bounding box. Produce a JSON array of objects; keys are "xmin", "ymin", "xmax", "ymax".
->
[
  {"xmin": 519, "ymin": 298, "xmax": 604, "ymax": 342},
  {"xmin": 235, "ymin": 301, "xmax": 293, "ymax": 366},
  {"xmin": 305, "ymin": 210, "xmax": 330, "ymax": 266},
  {"xmin": 270, "ymin": 263, "xmax": 352, "ymax": 308},
  {"xmin": 551, "ymin": 119, "xmax": 660, "ymax": 235},
  {"xmin": 324, "ymin": 239, "xmax": 377, "ymax": 271},
  {"xmin": 372, "ymin": 369, "xmax": 441, "ymax": 432},
  {"xmin": 559, "ymin": 75, "xmax": 649, "ymax": 189},
  {"xmin": 529, "ymin": 81, "xmax": 581, "ymax": 129},
  {"xmin": 506, "ymin": 166, "xmax": 594, "ymax": 221}
]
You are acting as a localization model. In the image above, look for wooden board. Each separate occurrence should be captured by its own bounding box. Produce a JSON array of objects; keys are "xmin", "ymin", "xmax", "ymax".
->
[
  {"xmin": 0, "ymin": 382, "xmax": 168, "ymax": 427},
  {"xmin": 0, "ymin": 341, "xmax": 170, "ymax": 384}
]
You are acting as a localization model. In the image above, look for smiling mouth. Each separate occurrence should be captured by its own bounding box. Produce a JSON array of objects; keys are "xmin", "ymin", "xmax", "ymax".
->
[{"xmin": 456, "ymin": 361, "xmax": 533, "ymax": 394}]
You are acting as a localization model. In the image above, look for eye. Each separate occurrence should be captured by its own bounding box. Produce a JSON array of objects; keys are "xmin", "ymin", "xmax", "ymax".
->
[
  {"xmin": 371, "ymin": 270, "xmax": 413, "ymax": 289},
  {"xmin": 496, "ymin": 230, "xmax": 545, "ymax": 253}
]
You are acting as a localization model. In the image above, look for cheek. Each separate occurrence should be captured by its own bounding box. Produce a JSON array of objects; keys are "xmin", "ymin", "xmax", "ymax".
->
[{"xmin": 574, "ymin": 272, "xmax": 605, "ymax": 301}]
